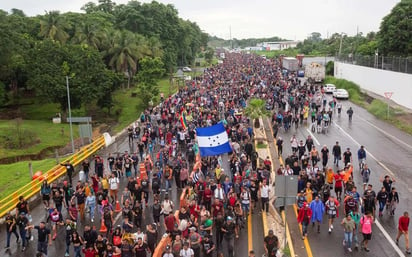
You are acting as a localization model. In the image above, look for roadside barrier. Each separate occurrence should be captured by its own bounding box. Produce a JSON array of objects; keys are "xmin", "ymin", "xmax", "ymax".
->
[{"xmin": 0, "ymin": 134, "xmax": 111, "ymax": 218}]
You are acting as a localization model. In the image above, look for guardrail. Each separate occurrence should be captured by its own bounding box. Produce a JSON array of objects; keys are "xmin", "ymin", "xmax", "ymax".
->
[
  {"xmin": 152, "ymin": 234, "xmax": 172, "ymax": 257},
  {"xmin": 0, "ymin": 135, "xmax": 107, "ymax": 218}
]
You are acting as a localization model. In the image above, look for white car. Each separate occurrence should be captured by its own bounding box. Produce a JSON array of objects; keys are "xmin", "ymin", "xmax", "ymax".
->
[
  {"xmin": 182, "ymin": 66, "xmax": 192, "ymax": 72},
  {"xmin": 323, "ymin": 84, "xmax": 336, "ymax": 93},
  {"xmin": 333, "ymin": 88, "xmax": 349, "ymax": 99}
]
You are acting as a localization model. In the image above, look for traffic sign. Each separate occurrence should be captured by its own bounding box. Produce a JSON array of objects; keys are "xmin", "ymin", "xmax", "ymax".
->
[{"xmin": 384, "ymin": 92, "xmax": 393, "ymax": 99}]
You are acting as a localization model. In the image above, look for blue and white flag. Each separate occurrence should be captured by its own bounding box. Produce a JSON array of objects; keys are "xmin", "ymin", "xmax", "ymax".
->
[{"xmin": 196, "ymin": 123, "xmax": 232, "ymax": 157}]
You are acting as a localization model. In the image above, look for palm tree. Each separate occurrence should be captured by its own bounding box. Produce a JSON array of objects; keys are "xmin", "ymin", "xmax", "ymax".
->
[
  {"xmin": 147, "ymin": 36, "xmax": 163, "ymax": 58},
  {"xmin": 244, "ymin": 98, "xmax": 270, "ymax": 129},
  {"xmin": 39, "ymin": 11, "xmax": 70, "ymax": 43},
  {"xmin": 107, "ymin": 30, "xmax": 149, "ymax": 88},
  {"xmin": 73, "ymin": 21, "xmax": 106, "ymax": 49}
]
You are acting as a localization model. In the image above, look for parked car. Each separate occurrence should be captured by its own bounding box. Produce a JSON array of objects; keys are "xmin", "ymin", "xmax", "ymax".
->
[
  {"xmin": 323, "ymin": 84, "xmax": 336, "ymax": 93},
  {"xmin": 182, "ymin": 66, "xmax": 192, "ymax": 72},
  {"xmin": 333, "ymin": 88, "xmax": 349, "ymax": 99}
]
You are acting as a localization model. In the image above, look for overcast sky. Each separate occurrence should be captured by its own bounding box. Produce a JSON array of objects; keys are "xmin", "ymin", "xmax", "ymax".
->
[{"xmin": 1, "ymin": 0, "xmax": 400, "ymax": 40}]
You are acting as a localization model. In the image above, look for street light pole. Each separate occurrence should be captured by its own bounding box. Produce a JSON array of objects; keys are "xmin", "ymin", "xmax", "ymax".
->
[
  {"xmin": 66, "ymin": 76, "xmax": 75, "ymax": 154},
  {"xmin": 338, "ymin": 32, "xmax": 345, "ymax": 58}
]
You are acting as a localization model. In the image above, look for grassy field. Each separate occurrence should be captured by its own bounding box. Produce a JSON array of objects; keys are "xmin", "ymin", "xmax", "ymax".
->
[
  {"xmin": 0, "ymin": 119, "xmax": 78, "ymax": 159},
  {"xmin": 111, "ymin": 78, "xmax": 174, "ymax": 133},
  {"xmin": 112, "ymin": 77, "xmax": 177, "ymax": 133},
  {"xmin": 0, "ymin": 158, "xmax": 57, "ymax": 199}
]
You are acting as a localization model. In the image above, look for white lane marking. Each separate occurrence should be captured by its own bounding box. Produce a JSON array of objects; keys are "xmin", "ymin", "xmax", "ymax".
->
[
  {"xmin": 356, "ymin": 115, "xmax": 412, "ymax": 150},
  {"xmin": 333, "ymin": 121, "xmax": 408, "ymax": 256},
  {"xmin": 375, "ymin": 219, "xmax": 406, "ymax": 257},
  {"xmin": 306, "ymin": 128, "xmax": 321, "ymax": 146},
  {"xmin": 333, "ymin": 121, "xmax": 397, "ymax": 178}
]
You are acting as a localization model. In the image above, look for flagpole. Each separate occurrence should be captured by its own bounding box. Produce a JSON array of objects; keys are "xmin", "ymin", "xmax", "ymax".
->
[{"xmin": 218, "ymin": 93, "xmax": 232, "ymax": 182}]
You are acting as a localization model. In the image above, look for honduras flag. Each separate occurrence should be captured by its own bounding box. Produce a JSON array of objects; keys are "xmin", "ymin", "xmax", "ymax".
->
[{"xmin": 196, "ymin": 123, "xmax": 232, "ymax": 157}]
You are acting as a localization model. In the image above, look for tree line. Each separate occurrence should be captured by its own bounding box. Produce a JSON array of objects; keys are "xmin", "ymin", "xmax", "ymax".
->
[
  {"xmin": 211, "ymin": 0, "xmax": 411, "ymax": 58},
  {"xmin": 0, "ymin": 0, "xmax": 208, "ymax": 111}
]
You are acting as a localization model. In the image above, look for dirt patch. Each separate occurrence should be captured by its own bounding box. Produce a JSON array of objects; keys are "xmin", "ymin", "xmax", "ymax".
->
[
  {"xmin": 363, "ymin": 93, "xmax": 374, "ymax": 104},
  {"xmin": 397, "ymin": 113, "xmax": 412, "ymax": 127}
]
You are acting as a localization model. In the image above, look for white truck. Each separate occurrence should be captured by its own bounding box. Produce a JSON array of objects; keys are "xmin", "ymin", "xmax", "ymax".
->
[
  {"xmin": 304, "ymin": 62, "xmax": 325, "ymax": 83},
  {"xmin": 282, "ymin": 57, "xmax": 299, "ymax": 71}
]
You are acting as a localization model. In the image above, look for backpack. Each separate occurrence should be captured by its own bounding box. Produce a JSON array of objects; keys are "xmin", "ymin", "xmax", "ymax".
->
[
  {"xmin": 152, "ymin": 178, "xmax": 159, "ymax": 189},
  {"xmin": 41, "ymin": 185, "xmax": 51, "ymax": 195}
]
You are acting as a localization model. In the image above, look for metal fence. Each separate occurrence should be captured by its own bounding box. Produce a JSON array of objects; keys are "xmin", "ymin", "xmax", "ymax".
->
[{"xmin": 337, "ymin": 55, "xmax": 412, "ymax": 74}]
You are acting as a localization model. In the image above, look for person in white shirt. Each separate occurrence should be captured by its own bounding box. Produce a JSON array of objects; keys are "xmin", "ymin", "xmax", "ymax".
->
[
  {"xmin": 290, "ymin": 135, "xmax": 298, "ymax": 153},
  {"xmin": 283, "ymin": 165, "xmax": 293, "ymax": 176},
  {"xmin": 108, "ymin": 173, "xmax": 119, "ymax": 203},
  {"xmin": 161, "ymin": 195, "xmax": 174, "ymax": 216},
  {"xmin": 180, "ymin": 242, "xmax": 194, "ymax": 257},
  {"xmin": 214, "ymin": 184, "xmax": 225, "ymax": 202},
  {"xmin": 260, "ymin": 180, "xmax": 270, "ymax": 213}
]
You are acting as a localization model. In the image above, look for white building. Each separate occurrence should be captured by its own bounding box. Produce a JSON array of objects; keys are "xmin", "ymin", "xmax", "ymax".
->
[{"xmin": 257, "ymin": 41, "xmax": 299, "ymax": 51}]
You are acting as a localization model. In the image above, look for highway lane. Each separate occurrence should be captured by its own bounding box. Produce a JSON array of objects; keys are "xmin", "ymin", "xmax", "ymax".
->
[{"xmin": 275, "ymin": 97, "xmax": 412, "ymax": 256}]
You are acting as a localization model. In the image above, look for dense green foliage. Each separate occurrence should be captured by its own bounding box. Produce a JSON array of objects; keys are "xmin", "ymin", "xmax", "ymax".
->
[
  {"xmin": 377, "ymin": 0, "xmax": 412, "ymax": 56},
  {"xmin": 0, "ymin": 0, "xmax": 207, "ymax": 112}
]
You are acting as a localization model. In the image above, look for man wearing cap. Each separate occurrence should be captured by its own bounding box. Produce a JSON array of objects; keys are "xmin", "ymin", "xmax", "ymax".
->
[
  {"xmin": 188, "ymin": 227, "xmax": 201, "ymax": 257},
  {"xmin": 221, "ymin": 216, "xmax": 237, "ymax": 257},
  {"xmin": 264, "ymin": 229, "xmax": 280, "ymax": 257}
]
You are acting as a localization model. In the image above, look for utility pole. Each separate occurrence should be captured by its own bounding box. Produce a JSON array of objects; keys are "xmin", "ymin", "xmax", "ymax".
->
[
  {"xmin": 66, "ymin": 76, "xmax": 75, "ymax": 154},
  {"xmin": 229, "ymin": 26, "xmax": 232, "ymax": 49}
]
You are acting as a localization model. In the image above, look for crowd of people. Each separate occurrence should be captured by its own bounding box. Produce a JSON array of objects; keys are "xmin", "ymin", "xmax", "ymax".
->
[
  {"xmin": 266, "ymin": 69, "xmax": 409, "ymax": 254},
  {"xmin": 4, "ymin": 51, "xmax": 409, "ymax": 257},
  {"xmin": 5, "ymin": 52, "xmax": 286, "ymax": 257}
]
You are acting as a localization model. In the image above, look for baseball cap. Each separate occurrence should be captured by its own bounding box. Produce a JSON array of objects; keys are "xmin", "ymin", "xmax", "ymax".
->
[
  {"xmin": 269, "ymin": 229, "xmax": 274, "ymax": 235},
  {"xmin": 227, "ymin": 216, "xmax": 233, "ymax": 221}
]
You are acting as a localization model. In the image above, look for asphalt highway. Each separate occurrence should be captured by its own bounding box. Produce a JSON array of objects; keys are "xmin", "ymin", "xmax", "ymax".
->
[
  {"xmin": 0, "ymin": 132, "xmax": 257, "ymax": 257},
  {"xmin": 278, "ymin": 95, "xmax": 412, "ymax": 257}
]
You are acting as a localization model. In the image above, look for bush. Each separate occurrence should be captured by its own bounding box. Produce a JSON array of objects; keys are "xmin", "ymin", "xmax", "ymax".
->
[
  {"xmin": 325, "ymin": 61, "xmax": 334, "ymax": 76},
  {"xmin": 324, "ymin": 76, "xmax": 364, "ymax": 105},
  {"xmin": 368, "ymin": 99, "xmax": 392, "ymax": 120}
]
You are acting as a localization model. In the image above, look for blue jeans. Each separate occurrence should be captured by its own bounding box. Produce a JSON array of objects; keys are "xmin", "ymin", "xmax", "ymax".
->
[
  {"xmin": 165, "ymin": 179, "xmax": 172, "ymax": 191},
  {"xmin": 344, "ymin": 232, "xmax": 353, "ymax": 248},
  {"xmin": 353, "ymin": 225, "xmax": 359, "ymax": 246},
  {"xmin": 74, "ymin": 245, "xmax": 81, "ymax": 257},
  {"xmin": 89, "ymin": 204, "xmax": 95, "ymax": 220},
  {"xmin": 65, "ymin": 237, "xmax": 71, "ymax": 255},
  {"xmin": 379, "ymin": 201, "xmax": 386, "ymax": 212},
  {"xmin": 334, "ymin": 155, "xmax": 340, "ymax": 165},
  {"xmin": 19, "ymin": 228, "xmax": 27, "ymax": 247},
  {"xmin": 6, "ymin": 229, "xmax": 19, "ymax": 247}
]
